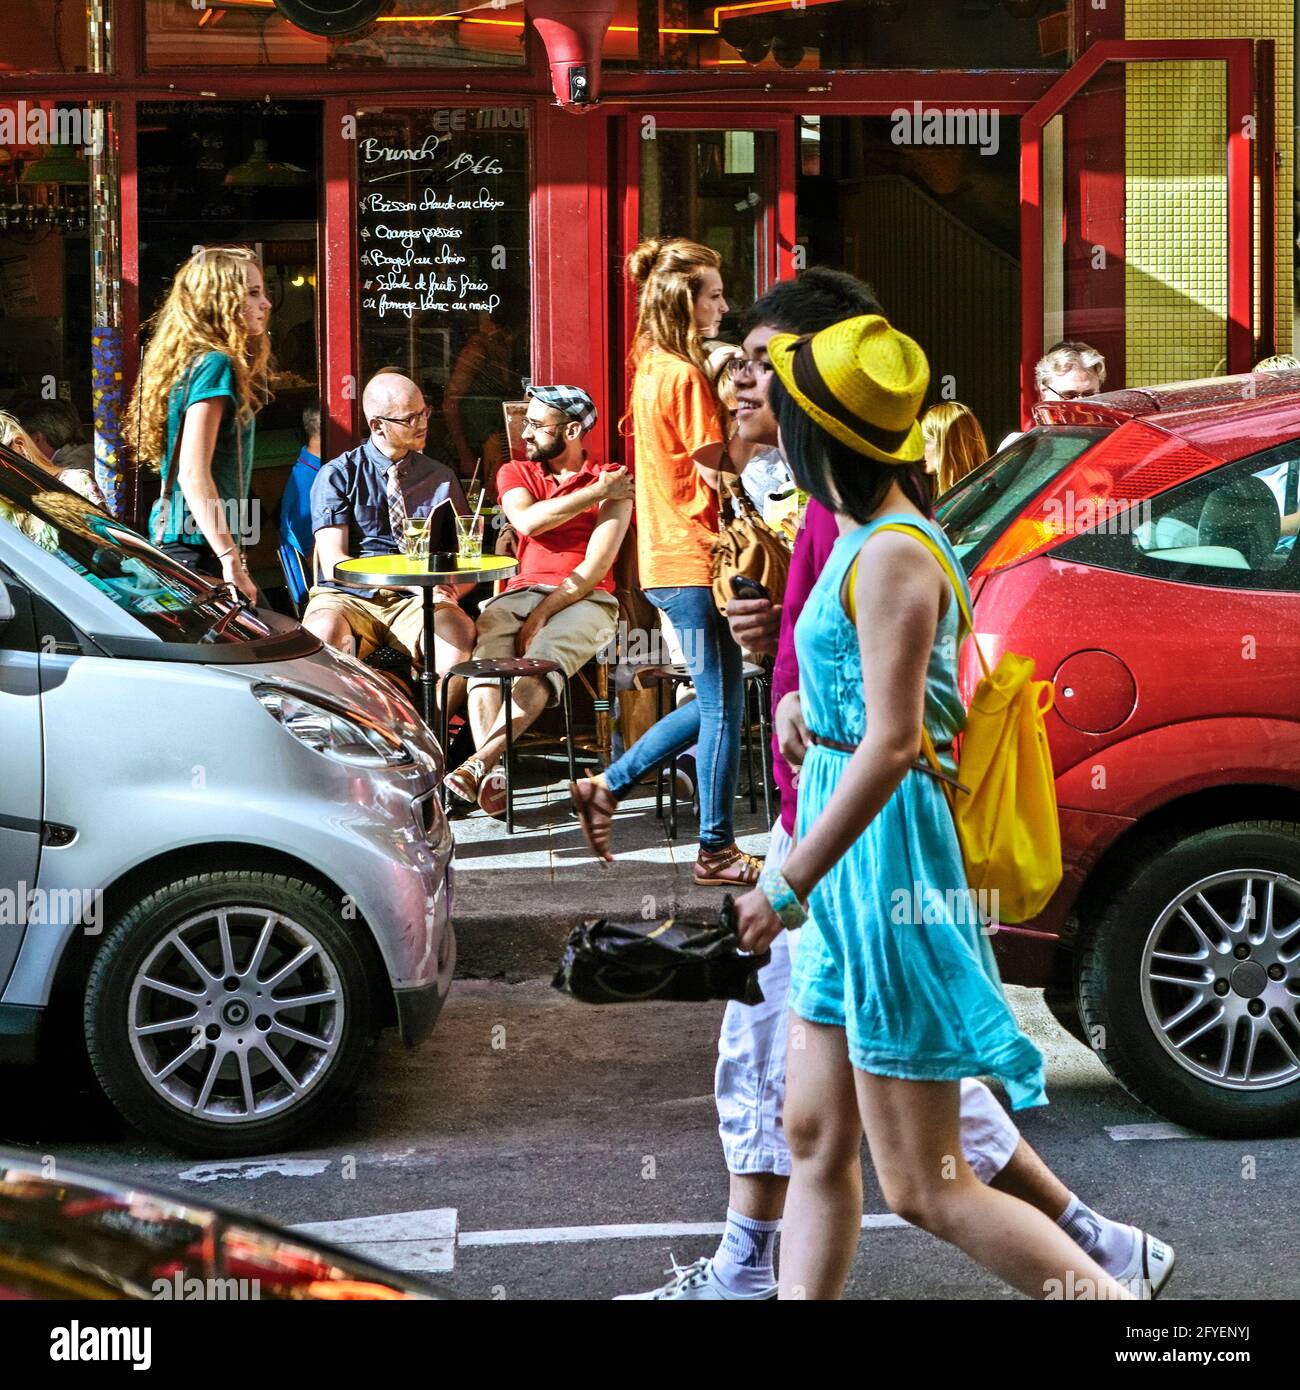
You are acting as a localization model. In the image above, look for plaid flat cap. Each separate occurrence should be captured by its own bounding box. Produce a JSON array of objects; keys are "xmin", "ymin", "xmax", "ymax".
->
[{"xmin": 525, "ymin": 384, "xmax": 598, "ymax": 432}]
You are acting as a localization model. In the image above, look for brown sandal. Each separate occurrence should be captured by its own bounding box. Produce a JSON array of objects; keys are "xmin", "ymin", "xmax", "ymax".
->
[
  {"xmin": 694, "ymin": 843, "xmax": 764, "ymax": 888},
  {"xmin": 569, "ymin": 775, "xmax": 617, "ymax": 864}
]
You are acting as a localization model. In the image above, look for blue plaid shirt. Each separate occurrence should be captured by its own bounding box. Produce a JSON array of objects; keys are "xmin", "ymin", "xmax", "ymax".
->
[{"xmin": 310, "ymin": 437, "xmax": 467, "ymax": 596}]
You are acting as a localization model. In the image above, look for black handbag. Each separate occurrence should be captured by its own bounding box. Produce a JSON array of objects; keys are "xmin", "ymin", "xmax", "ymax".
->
[{"xmin": 552, "ymin": 896, "xmax": 770, "ymax": 1006}]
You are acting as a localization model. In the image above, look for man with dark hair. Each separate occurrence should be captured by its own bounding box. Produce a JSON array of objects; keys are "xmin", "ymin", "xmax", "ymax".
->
[
  {"xmin": 618, "ymin": 269, "xmax": 1173, "ymax": 1302},
  {"xmin": 279, "ymin": 398, "xmax": 322, "ymax": 562}
]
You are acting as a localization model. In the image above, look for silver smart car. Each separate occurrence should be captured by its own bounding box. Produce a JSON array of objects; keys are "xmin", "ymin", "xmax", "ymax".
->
[{"xmin": 0, "ymin": 443, "xmax": 455, "ymax": 1156}]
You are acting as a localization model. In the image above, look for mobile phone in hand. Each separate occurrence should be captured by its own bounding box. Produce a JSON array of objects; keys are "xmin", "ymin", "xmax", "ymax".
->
[{"xmin": 730, "ymin": 574, "xmax": 770, "ymax": 602}]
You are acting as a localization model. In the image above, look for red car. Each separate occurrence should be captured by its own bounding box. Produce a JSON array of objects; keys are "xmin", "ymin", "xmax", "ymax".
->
[{"xmin": 937, "ymin": 370, "xmax": 1300, "ymax": 1137}]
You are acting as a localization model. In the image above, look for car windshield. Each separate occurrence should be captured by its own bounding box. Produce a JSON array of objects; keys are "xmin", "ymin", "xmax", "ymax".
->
[
  {"xmin": 0, "ymin": 444, "xmax": 272, "ymax": 645},
  {"xmin": 937, "ymin": 427, "xmax": 1110, "ymax": 572}
]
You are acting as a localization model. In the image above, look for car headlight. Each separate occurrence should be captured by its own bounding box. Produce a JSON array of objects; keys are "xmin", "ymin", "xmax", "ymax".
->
[{"xmin": 253, "ymin": 684, "xmax": 413, "ymax": 768}]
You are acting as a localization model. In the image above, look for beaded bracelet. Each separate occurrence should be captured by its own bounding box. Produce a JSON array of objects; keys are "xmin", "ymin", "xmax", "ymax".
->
[{"xmin": 758, "ymin": 863, "xmax": 808, "ymax": 931}]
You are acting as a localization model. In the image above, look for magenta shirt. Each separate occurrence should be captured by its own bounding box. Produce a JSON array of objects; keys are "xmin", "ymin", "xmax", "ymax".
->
[{"xmin": 773, "ymin": 497, "xmax": 841, "ymax": 835}]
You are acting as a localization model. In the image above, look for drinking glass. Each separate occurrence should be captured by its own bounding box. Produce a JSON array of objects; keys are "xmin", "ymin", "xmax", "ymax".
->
[
  {"xmin": 455, "ymin": 513, "xmax": 484, "ymax": 564},
  {"xmin": 403, "ymin": 518, "xmax": 430, "ymax": 566}
]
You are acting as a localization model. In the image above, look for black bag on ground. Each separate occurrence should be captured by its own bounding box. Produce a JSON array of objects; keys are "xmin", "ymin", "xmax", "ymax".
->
[{"xmin": 552, "ymin": 896, "xmax": 769, "ymax": 1006}]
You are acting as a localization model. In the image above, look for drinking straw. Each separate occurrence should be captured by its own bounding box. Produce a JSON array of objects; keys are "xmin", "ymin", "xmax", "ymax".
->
[{"xmin": 467, "ymin": 456, "xmax": 481, "ymax": 501}]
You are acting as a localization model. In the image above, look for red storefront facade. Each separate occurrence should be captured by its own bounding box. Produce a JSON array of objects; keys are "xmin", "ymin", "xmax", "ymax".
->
[{"xmin": 0, "ymin": 1, "xmax": 1281, "ymax": 535}]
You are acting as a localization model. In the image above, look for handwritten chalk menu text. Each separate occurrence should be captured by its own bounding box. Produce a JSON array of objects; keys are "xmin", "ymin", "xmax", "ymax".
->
[{"xmin": 356, "ymin": 107, "xmax": 529, "ymax": 476}]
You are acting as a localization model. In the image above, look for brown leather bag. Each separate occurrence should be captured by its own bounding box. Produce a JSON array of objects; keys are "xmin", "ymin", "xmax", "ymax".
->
[{"xmin": 711, "ymin": 475, "xmax": 791, "ymax": 616}]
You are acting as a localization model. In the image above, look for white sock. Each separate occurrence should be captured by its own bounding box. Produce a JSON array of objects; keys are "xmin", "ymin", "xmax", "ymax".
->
[
  {"xmin": 712, "ymin": 1208, "xmax": 780, "ymax": 1295},
  {"xmin": 1057, "ymin": 1194, "xmax": 1141, "ymax": 1277}
]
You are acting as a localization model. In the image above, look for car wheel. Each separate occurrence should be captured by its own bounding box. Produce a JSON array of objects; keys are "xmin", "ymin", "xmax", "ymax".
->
[
  {"xmin": 85, "ymin": 871, "xmax": 375, "ymax": 1156},
  {"xmin": 1077, "ymin": 820, "xmax": 1300, "ymax": 1137}
]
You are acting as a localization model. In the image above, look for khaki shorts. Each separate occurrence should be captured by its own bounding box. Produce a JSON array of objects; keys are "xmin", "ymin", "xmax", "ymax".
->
[
  {"xmin": 301, "ymin": 585, "xmax": 457, "ymax": 661},
  {"xmin": 469, "ymin": 587, "xmax": 618, "ymax": 705}
]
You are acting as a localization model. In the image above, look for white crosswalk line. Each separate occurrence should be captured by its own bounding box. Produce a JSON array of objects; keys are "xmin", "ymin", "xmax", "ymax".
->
[
  {"xmin": 290, "ymin": 1207, "xmax": 457, "ymax": 1273},
  {"xmin": 1106, "ymin": 1121, "xmax": 1203, "ymax": 1141}
]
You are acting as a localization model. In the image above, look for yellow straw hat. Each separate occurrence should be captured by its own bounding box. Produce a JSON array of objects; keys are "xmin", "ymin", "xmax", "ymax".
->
[{"xmin": 767, "ymin": 315, "xmax": 929, "ymax": 464}]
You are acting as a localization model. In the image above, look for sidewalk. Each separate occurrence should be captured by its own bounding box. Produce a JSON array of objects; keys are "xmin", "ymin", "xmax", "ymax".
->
[{"xmin": 449, "ymin": 749, "xmax": 773, "ymax": 979}]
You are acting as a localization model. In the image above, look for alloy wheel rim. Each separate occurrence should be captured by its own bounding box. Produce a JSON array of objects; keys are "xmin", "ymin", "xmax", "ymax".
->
[
  {"xmin": 127, "ymin": 907, "xmax": 344, "ymax": 1123},
  {"xmin": 1140, "ymin": 870, "xmax": 1300, "ymax": 1092}
]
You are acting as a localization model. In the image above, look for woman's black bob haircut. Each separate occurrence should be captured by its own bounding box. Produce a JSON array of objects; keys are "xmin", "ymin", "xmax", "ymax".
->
[{"xmin": 768, "ymin": 372, "xmax": 932, "ymax": 526}]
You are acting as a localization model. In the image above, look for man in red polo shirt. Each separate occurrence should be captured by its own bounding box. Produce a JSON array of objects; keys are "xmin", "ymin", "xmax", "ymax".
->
[{"xmin": 443, "ymin": 385, "xmax": 632, "ymax": 817}]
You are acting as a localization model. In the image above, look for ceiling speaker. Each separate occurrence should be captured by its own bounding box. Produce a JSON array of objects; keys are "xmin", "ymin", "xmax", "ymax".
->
[{"xmin": 272, "ymin": 0, "xmax": 390, "ymax": 36}]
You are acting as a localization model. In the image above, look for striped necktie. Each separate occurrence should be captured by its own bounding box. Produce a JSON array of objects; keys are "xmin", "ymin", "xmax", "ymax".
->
[{"xmin": 385, "ymin": 462, "xmax": 408, "ymax": 552}]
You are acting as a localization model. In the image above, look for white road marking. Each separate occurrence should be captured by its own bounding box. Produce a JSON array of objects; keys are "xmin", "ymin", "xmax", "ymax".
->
[
  {"xmin": 290, "ymin": 1208, "xmax": 457, "ymax": 1274},
  {"xmin": 458, "ymin": 1213, "xmax": 908, "ymax": 1248},
  {"xmin": 285, "ymin": 1209, "xmax": 909, "ymax": 1273},
  {"xmin": 1106, "ymin": 1122, "xmax": 1203, "ymax": 1141},
  {"xmin": 177, "ymin": 1158, "xmax": 331, "ymax": 1183}
]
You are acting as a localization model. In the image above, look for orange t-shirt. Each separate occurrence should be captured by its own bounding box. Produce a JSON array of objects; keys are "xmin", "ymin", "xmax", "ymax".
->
[{"xmin": 630, "ymin": 348, "xmax": 725, "ymax": 589}]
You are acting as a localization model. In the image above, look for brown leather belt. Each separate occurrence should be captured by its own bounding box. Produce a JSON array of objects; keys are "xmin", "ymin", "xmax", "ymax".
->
[{"xmin": 806, "ymin": 730, "xmax": 970, "ymax": 795}]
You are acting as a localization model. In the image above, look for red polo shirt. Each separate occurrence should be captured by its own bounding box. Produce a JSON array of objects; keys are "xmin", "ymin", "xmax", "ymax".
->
[{"xmin": 495, "ymin": 454, "xmax": 617, "ymax": 595}]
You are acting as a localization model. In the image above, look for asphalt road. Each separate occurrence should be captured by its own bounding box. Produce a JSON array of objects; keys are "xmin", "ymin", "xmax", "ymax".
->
[{"xmin": 3, "ymin": 979, "xmax": 1297, "ymax": 1303}]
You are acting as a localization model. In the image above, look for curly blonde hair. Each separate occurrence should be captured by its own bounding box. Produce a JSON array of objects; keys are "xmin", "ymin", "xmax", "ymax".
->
[
  {"xmin": 625, "ymin": 237, "xmax": 723, "ymax": 377},
  {"xmin": 921, "ymin": 401, "xmax": 988, "ymax": 497},
  {"xmin": 125, "ymin": 246, "xmax": 270, "ymax": 470}
]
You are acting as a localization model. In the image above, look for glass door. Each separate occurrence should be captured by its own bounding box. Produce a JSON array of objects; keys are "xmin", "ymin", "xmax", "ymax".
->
[
  {"xmin": 622, "ymin": 114, "xmax": 796, "ymax": 358},
  {"xmin": 1020, "ymin": 40, "xmax": 1261, "ymax": 423}
]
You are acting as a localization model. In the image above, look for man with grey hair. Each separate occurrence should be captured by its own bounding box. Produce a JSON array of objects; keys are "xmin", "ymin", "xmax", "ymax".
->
[
  {"xmin": 1035, "ymin": 340, "xmax": 1106, "ymax": 401},
  {"xmin": 304, "ymin": 370, "xmax": 474, "ymax": 693},
  {"xmin": 998, "ymin": 340, "xmax": 1108, "ymax": 452}
]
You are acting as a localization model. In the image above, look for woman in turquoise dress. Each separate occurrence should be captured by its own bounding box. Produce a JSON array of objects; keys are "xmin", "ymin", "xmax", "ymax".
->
[{"xmin": 732, "ymin": 316, "xmax": 1131, "ymax": 1301}]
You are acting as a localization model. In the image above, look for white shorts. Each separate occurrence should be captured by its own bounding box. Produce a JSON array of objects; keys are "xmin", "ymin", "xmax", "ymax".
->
[{"xmin": 714, "ymin": 819, "xmax": 1022, "ymax": 1182}]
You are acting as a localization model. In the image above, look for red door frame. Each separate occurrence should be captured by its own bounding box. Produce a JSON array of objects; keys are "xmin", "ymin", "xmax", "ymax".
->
[{"xmin": 1020, "ymin": 39, "xmax": 1260, "ymax": 423}]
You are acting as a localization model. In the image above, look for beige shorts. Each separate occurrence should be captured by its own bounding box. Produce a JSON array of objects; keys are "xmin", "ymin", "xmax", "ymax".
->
[
  {"xmin": 469, "ymin": 586, "xmax": 618, "ymax": 705},
  {"xmin": 301, "ymin": 585, "xmax": 458, "ymax": 661}
]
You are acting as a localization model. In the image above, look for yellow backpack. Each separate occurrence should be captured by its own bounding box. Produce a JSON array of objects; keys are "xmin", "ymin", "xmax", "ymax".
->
[{"xmin": 849, "ymin": 522, "xmax": 1063, "ymax": 925}]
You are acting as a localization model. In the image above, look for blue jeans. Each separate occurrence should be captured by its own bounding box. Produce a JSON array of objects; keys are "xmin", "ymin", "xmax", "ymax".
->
[{"xmin": 604, "ymin": 585, "xmax": 744, "ymax": 852}]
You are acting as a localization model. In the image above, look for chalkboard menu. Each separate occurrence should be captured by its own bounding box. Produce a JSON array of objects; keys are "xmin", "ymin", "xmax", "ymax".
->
[{"xmin": 356, "ymin": 107, "xmax": 530, "ymax": 483}]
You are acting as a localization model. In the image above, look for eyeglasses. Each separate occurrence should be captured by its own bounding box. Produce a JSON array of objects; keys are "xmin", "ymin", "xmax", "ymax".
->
[
  {"xmin": 521, "ymin": 419, "xmax": 565, "ymax": 437},
  {"xmin": 1042, "ymin": 385, "xmax": 1098, "ymax": 402},
  {"xmin": 376, "ymin": 406, "xmax": 431, "ymax": 428},
  {"xmin": 722, "ymin": 356, "xmax": 774, "ymax": 382}
]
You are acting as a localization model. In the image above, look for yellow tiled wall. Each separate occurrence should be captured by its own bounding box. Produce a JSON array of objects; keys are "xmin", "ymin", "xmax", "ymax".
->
[{"xmin": 1126, "ymin": 1, "xmax": 1294, "ymax": 381}]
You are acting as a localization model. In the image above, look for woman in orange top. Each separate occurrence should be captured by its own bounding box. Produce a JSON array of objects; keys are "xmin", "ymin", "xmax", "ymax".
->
[{"xmin": 571, "ymin": 238, "xmax": 760, "ymax": 888}]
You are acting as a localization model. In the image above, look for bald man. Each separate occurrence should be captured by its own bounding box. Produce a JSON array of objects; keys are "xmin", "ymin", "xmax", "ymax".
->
[{"xmin": 303, "ymin": 371, "xmax": 475, "ymax": 697}]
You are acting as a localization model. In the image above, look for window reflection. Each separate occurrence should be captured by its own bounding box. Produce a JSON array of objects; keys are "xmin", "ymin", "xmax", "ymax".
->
[
  {"xmin": 145, "ymin": 0, "xmax": 526, "ymax": 69},
  {"xmin": 602, "ymin": 0, "xmax": 1069, "ymax": 71}
]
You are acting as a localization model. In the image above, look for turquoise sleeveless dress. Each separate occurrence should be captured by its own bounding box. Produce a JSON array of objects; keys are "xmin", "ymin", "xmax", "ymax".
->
[{"xmin": 787, "ymin": 513, "xmax": 1047, "ymax": 1111}]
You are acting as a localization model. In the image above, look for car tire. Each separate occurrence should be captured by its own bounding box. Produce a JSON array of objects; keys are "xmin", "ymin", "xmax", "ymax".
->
[
  {"xmin": 85, "ymin": 871, "xmax": 375, "ymax": 1156},
  {"xmin": 1077, "ymin": 820, "xmax": 1300, "ymax": 1138}
]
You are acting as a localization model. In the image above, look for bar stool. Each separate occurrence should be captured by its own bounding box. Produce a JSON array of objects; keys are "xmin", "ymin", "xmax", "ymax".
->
[
  {"xmin": 440, "ymin": 657, "xmax": 577, "ymax": 835},
  {"xmin": 645, "ymin": 661, "xmax": 774, "ymax": 840}
]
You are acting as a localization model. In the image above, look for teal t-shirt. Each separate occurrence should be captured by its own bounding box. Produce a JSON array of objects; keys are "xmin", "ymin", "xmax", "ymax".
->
[{"xmin": 150, "ymin": 350, "xmax": 256, "ymax": 547}]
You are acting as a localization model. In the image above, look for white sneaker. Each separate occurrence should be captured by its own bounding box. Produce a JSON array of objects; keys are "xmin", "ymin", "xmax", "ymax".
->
[
  {"xmin": 614, "ymin": 1255, "xmax": 776, "ymax": 1301},
  {"xmin": 1117, "ymin": 1232, "xmax": 1176, "ymax": 1300}
]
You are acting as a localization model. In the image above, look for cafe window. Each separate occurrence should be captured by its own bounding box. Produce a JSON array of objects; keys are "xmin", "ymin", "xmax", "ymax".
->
[
  {"xmin": 0, "ymin": 102, "xmax": 96, "ymax": 427},
  {"xmin": 137, "ymin": 101, "xmax": 322, "ymax": 483},
  {"xmin": 145, "ymin": 0, "xmax": 527, "ymax": 70},
  {"xmin": 6, "ymin": 0, "xmax": 95, "ymax": 74},
  {"xmin": 601, "ymin": 0, "xmax": 1070, "ymax": 72},
  {"xmin": 355, "ymin": 105, "xmax": 530, "ymax": 491}
]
